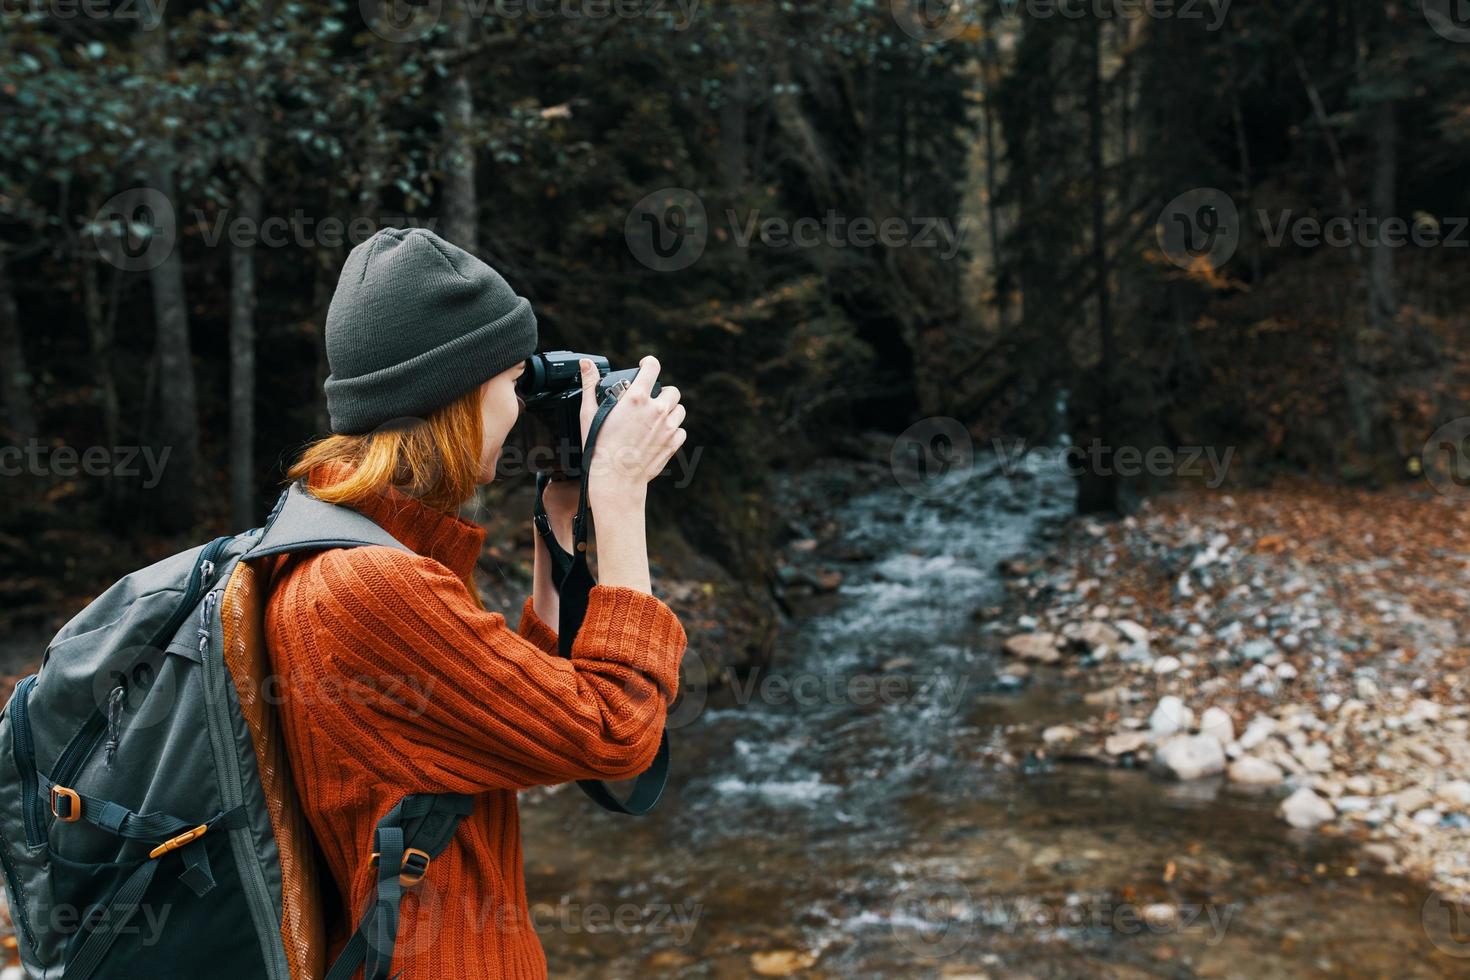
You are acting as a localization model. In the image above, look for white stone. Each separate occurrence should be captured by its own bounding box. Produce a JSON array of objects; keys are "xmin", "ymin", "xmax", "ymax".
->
[
  {"xmin": 1152, "ymin": 734, "xmax": 1227, "ymax": 781},
  {"xmin": 1153, "ymin": 655, "xmax": 1182, "ymax": 675},
  {"xmin": 1228, "ymin": 756, "xmax": 1284, "ymax": 786},
  {"xmin": 1115, "ymin": 619, "xmax": 1151, "ymax": 646},
  {"xmin": 1003, "ymin": 633, "xmax": 1060, "ymax": 664},
  {"xmin": 1141, "ymin": 904, "xmax": 1178, "ymax": 929},
  {"xmin": 1238, "ymin": 715, "xmax": 1277, "ymax": 751},
  {"xmin": 1042, "ymin": 725, "xmax": 1079, "ymax": 745},
  {"xmin": 1105, "ymin": 731, "xmax": 1150, "ymax": 756},
  {"xmin": 1149, "ymin": 696, "xmax": 1195, "ymax": 737},
  {"xmin": 1280, "ymin": 788, "xmax": 1335, "ymax": 829},
  {"xmin": 1293, "ymin": 741, "xmax": 1333, "ymax": 774},
  {"xmin": 1199, "ymin": 707, "xmax": 1235, "ymax": 746},
  {"xmin": 1435, "ymin": 780, "xmax": 1470, "ymax": 808},
  {"xmin": 1394, "ymin": 787, "xmax": 1435, "ymax": 814}
]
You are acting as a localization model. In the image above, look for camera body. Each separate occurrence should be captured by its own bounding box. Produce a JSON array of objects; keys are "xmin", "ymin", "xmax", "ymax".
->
[{"xmin": 517, "ymin": 350, "xmax": 658, "ymax": 476}]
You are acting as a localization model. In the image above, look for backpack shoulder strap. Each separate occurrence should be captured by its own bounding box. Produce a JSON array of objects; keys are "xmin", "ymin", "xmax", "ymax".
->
[
  {"xmin": 324, "ymin": 793, "xmax": 476, "ymax": 980},
  {"xmin": 242, "ymin": 481, "xmax": 410, "ymax": 560}
]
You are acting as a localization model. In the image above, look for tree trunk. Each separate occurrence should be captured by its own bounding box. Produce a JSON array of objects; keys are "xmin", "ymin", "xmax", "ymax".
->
[
  {"xmin": 0, "ymin": 252, "xmax": 35, "ymax": 442},
  {"xmin": 230, "ymin": 103, "xmax": 266, "ymax": 527},
  {"xmin": 980, "ymin": 40, "xmax": 1003, "ymax": 305},
  {"xmin": 1077, "ymin": 18, "xmax": 1116, "ymax": 515},
  {"xmin": 79, "ymin": 251, "xmax": 121, "ymax": 451},
  {"xmin": 718, "ymin": 74, "xmax": 749, "ymax": 271},
  {"xmin": 137, "ymin": 24, "xmax": 198, "ymax": 532},
  {"xmin": 440, "ymin": 0, "xmax": 478, "ymax": 252},
  {"xmin": 1368, "ymin": 97, "xmax": 1397, "ymax": 327}
]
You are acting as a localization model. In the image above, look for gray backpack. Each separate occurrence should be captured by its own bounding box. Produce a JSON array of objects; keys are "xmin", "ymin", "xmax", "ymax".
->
[{"xmin": 0, "ymin": 482, "xmax": 473, "ymax": 980}]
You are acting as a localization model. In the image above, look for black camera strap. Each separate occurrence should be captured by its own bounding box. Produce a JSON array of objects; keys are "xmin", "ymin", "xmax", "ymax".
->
[{"xmin": 531, "ymin": 386, "xmax": 671, "ymax": 816}]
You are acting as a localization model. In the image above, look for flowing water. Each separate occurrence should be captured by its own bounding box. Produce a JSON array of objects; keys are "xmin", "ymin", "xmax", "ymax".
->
[{"xmin": 520, "ymin": 452, "xmax": 1463, "ymax": 979}]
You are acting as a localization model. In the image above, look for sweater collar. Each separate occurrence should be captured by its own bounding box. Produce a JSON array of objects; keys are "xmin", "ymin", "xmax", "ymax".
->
[{"xmin": 304, "ymin": 459, "xmax": 486, "ymax": 579}]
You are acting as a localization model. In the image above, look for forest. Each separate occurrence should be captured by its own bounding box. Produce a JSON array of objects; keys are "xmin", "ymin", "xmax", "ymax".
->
[{"xmin": 4, "ymin": 0, "xmax": 1468, "ymax": 622}]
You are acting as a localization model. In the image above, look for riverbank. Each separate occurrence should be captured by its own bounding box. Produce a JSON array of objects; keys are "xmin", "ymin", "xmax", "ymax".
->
[{"xmin": 993, "ymin": 475, "xmax": 1470, "ymax": 908}]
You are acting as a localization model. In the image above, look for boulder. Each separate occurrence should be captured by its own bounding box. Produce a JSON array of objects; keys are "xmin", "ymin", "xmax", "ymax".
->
[
  {"xmin": 1042, "ymin": 725, "xmax": 1079, "ymax": 745},
  {"xmin": 1237, "ymin": 715, "xmax": 1277, "ymax": 751},
  {"xmin": 1228, "ymin": 756, "xmax": 1284, "ymax": 786},
  {"xmin": 1105, "ymin": 731, "xmax": 1150, "ymax": 756},
  {"xmin": 1199, "ymin": 706, "xmax": 1235, "ymax": 746},
  {"xmin": 1149, "ymin": 696, "xmax": 1194, "ymax": 737},
  {"xmin": 1152, "ymin": 734, "xmax": 1227, "ymax": 781},
  {"xmin": 1114, "ymin": 619, "xmax": 1151, "ymax": 647},
  {"xmin": 1280, "ymin": 787, "xmax": 1335, "ymax": 829},
  {"xmin": 1003, "ymin": 633, "xmax": 1061, "ymax": 664}
]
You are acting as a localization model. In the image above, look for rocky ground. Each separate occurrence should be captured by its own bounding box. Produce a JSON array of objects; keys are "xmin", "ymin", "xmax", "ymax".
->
[{"xmin": 989, "ymin": 478, "xmax": 1470, "ymax": 907}]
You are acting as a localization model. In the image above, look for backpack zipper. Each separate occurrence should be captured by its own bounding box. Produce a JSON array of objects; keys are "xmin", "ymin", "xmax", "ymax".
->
[
  {"xmin": 48, "ymin": 536, "xmax": 233, "ymax": 795},
  {"xmin": 10, "ymin": 674, "xmax": 43, "ymax": 845}
]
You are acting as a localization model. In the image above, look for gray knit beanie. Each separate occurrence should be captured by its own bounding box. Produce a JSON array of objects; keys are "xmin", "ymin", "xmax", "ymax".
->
[{"xmin": 323, "ymin": 227, "xmax": 538, "ymax": 434}]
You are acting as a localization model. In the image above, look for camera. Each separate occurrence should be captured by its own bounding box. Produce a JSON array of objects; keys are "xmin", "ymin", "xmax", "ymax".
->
[{"xmin": 517, "ymin": 350, "xmax": 659, "ymax": 476}]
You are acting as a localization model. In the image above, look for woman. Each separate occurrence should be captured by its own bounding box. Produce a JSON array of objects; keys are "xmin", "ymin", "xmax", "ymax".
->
[{"xmin": 264, "ymin": 227, "xmax": 688, "ymax": 978}]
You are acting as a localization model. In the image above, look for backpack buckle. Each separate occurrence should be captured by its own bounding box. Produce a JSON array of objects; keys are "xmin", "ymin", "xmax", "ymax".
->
[
  {"xmin": 369, "ymin": 847, "xmax": 432, "ymax": 887},
  {"xmin": 50, "ymin": 786, "xmax": 81, "ymax": 823},
  {"xmin": 149, "ymin": 824, "xmax": 208, "ymax": 860}
]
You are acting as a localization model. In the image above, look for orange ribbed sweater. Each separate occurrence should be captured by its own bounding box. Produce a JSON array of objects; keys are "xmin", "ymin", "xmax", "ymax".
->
[{"xmin": 263, "ymin": 463, "xmax": 686, "ymax": 979}]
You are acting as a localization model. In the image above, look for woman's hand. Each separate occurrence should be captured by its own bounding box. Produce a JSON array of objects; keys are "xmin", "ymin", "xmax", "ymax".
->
[{"xmin": 578, "ymin": 355, "xmax": 686, "ymax": 512}]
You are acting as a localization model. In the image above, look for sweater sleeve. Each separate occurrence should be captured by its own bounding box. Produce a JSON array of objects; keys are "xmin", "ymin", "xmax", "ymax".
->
[
  {"xmin": 304, "ymin": 546, "xmax": 684, "ymax": 794},
  {"xmin": 516, "ymin": 596, "xmax": 559, "ymax": 655}
]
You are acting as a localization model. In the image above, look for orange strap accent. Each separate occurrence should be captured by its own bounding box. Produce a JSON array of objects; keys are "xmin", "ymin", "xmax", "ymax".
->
[
  {"xmin": 369, "ymin": 847, "xmax": 431, "ymax": 887},
  {"xmin": 149, "ymin": 824, "xmax": 209, "ymax": 860},
  {"xmin": 50, "ymin": 786, "xmax": 81, "ymax": 823}
]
